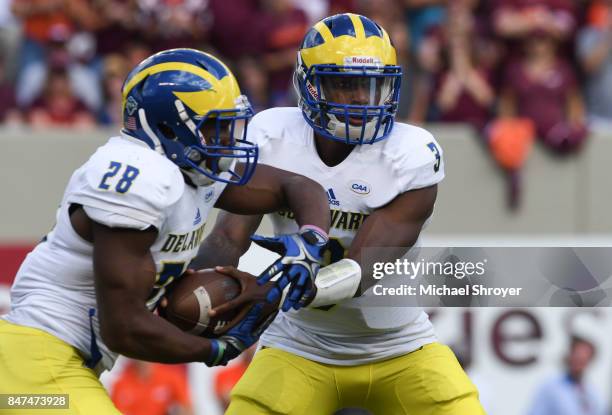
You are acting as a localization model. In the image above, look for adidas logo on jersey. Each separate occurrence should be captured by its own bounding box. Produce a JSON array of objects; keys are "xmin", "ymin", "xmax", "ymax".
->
[
  {"xmin": 193, "ymin": 208, "xmax": 202, "ymax": 226},
  {"xmin": 327, "ymin": 188, "xmax": 340, "ymax": 206}
]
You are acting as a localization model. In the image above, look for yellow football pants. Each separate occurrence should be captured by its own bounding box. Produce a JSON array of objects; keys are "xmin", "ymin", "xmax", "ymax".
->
[
  {"xmin": 0, "ymin": 319, "xmax": 121, "ymax": 414},
  {"xmin": 226, "ymin": 342, "xmax": 485, "ymax": 415}
]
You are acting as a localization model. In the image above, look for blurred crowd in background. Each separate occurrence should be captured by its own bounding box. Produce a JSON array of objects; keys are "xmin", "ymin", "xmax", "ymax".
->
[
  {"xmin": 1, "ymin": 0, "xmax": 612, "ymax": 209},
  {"xmin": 1, "ymin": 0, "xmax": 612, "ymax": 138}
]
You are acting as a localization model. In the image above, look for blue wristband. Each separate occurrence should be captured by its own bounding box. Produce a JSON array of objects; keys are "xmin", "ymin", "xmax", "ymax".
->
[{"xmin": 207, "ymin": 339, "xmax": 226, "ymax": 366}]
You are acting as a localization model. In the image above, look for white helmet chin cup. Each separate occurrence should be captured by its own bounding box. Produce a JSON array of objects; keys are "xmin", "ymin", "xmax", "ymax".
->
[
  {"xmin": 182, "ymin": 167, "xmax": 215, "ymax": 187},
  {"xmin": 217, "ymin": 155, "xmax": 234, "ymax": 172},
  {"xmin": 182, "ymin": 154, "xmax": 237, "ymax": 186},
  {"xmin": 327, "ymin": 113, "xmax": 378, "ymax": 140}
]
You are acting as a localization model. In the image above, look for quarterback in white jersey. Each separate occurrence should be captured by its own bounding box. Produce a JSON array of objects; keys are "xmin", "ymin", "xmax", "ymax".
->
[
  {"xmin": 248, "ymin": 107, "xmax": 440, "ymax": 363},
  {"xmin": 196, "ymin": 14, "xmax": 485, "ymax": 415},
  {"xmin": 0, "ymin": 49, "xmax": 331, "ymax": 414}
]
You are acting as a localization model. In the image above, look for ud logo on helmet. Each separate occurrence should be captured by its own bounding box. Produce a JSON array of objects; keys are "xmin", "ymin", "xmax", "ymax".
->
[
  {"xmin": 125, "ymin": 96, "xmax": 138, "ymax": 116},
  {"xmin": 294, "ymin": 13, "xmax": 402, "ymax": 145},
  {"xmin": 121, "ymin": 48, "xmax": 258, "ymax": 186}
]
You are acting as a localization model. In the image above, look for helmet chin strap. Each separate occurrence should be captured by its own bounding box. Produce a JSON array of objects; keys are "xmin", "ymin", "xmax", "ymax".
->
[
  {"xmin": 138, "ymin": 108, "xmax": 165, "ymax": 155},
  {"xmin": 174, "ymin": 99, "xmax": 200, "ymax": 137}
]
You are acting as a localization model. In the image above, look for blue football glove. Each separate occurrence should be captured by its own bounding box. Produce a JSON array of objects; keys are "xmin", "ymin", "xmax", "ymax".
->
[
  {"xmin": 253, "ymin": 226, "xmax": 328, "ymax": 312},
  {"xmin": 205, "ymin": 303, "xmax": 278, "ymax": 367}
]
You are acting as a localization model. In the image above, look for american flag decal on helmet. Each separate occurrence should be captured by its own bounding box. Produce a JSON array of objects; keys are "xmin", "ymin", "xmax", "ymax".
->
[{"xmin": 125, "ymin": 116, "xmax": 137, "ymax": 130}]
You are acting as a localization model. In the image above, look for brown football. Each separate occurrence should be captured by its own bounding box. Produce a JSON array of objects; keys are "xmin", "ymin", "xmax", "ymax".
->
[
  {"xmin": 159, "ymin": 269, "xmax": 242, "ymax": 338},
  {"xmin": 159, "ymin": 268, "xmax": 278, "ymax": 338}
]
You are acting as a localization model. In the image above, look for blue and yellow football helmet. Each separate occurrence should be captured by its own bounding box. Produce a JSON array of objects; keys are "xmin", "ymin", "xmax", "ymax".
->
[
  {"xmin": 294, "ymin": 14, "xmax": 402, "ymax": 145},
  {"xmin": 121, "ymin": 48, "xmax": 257, "ymax": 185}
]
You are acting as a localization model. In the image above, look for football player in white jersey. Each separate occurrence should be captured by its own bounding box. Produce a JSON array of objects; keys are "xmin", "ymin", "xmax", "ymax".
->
[
  {"xmin": 194, "ymin": 15, "xmax": 485, "ymax": 415},
  {"xmin": 0, "ymin": 49, "xmax": 331, "ymax": 414}
]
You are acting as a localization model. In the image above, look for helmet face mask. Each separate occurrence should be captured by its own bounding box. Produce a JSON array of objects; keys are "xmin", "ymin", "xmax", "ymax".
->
[
  {"xmin": 294, "ymin": 14, "xmax": 403, "ymax": 145},
  {"xmin": 180, "ymin": 99, "xmax": 257, "ymax": 186},
  {"xmin": 122, "ymin": 48, "xmax": 258, "ymax": 186},
  {"xmin": 298, "ymin": 63, "xmax": 401, "ymax": 144}
]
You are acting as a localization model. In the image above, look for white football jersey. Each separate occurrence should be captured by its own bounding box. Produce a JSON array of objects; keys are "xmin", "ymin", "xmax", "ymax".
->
[
  {"xmin": 5, "ymin": 135, "xmax": 226, "ymax": 372},
  {"xmin": 251, "ymin": 107, "xmax": 445, "ymax": 365}
]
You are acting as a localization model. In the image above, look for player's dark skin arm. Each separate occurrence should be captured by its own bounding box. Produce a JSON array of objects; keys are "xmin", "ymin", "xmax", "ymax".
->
[
  {"xmin": 70, "ymin": 207, "xmax": 216, "ymax": 363},
  {"xmin": 215, "ymin": 163, "xmax": 329, "ymax": 231},
  {"xmin": 347, "ymin": 184, "xmax": 437, "ymax": 293},
  {"xmin": 195, "ymin": 185, "xmax": 437, "ymax": 296},
  {"xmin": 190, "ymin": 211, "xmax": 263, "ymax": 269},
  {"xmin": 191, "ymin": 164, "xmax": 329, "ymax": 269}
]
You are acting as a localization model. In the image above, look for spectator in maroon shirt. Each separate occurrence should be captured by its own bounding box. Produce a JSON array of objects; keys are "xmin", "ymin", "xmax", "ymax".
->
[
  {"xmin": 499, "ymin": 32, "xmax": 587, "ymax": 153},
  {"xmin": 415, "ymin": 0, "xmax": 497, "ymax": 128},
  {"xmin": 27, "ymin": 67, "xmax": 95, "ymax": 129},
  {"xmin": 435, "ymin": 1, "xmax": 495, "ymax": 131}
]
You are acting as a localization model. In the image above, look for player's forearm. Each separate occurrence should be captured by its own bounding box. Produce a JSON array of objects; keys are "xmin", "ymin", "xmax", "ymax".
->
[
  {"xmin": 281, "ymin": 175, "xmax": 330, "ymax": 233},
  {"xmin": 347, "ymin": 187, "xmax": 436, "ymax": 293},
  {"xmin": 100, "ymin": 309, "xmax": 214, "ymax": 364},
  {"xmin": 191, "ymin": 232, "xmax": 244, "ymax": 269},
  {"xmin": 191, "ymin": 212, "xmax": 262, "ymax": 269}
]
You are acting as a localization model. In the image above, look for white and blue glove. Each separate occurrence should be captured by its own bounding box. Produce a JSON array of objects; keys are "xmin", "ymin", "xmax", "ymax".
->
[
  {"xmin": 253, "ymin": 225, "xmax": 329, "ymax": 312},
  {"xmin": 205, "ymin": 303, "xmax": 277, "ymax": 367}
]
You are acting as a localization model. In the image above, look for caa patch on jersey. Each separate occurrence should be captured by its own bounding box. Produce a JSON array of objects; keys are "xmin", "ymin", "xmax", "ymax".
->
[{"xmin": 349, "ymin": 180, "xmax": 371, "ymax": 195}]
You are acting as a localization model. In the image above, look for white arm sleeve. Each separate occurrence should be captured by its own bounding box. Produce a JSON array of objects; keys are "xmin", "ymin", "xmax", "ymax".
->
[{"xmin": 307, "ymin": 259, "xmax": 362, "ymax": 308}]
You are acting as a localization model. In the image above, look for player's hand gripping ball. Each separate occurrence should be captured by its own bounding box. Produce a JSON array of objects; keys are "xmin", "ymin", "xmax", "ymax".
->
[{"xmin": 159, "ymin": 268, "xmax": 278, "ymax": 366}]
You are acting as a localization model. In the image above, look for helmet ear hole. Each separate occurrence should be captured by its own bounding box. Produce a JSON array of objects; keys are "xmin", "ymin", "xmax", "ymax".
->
[{"xmin": 157, "ymin": 123, "xmax": 177, "ymax": 140}]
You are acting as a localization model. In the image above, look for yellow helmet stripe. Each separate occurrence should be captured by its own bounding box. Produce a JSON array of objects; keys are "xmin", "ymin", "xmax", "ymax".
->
[
  {"xmin": 313, "ymin": 20, "xmax": 334, "ymax": 44},
  {"xmin": 122, "ymin": 62, "xmax": 222, "ymax": 100},
  {"xmin": 348, "ymin": 14, "xmax": 365, "ymax": 40}
]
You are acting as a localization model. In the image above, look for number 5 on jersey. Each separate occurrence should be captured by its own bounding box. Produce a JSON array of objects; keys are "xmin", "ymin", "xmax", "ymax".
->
[{"xmin": 98, "ymin": 161, "xmax": 140, "ymax": 193}]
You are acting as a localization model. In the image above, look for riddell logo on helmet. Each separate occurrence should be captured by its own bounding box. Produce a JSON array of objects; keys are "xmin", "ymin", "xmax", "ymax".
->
[
  {"xmin": 306, "ymin": 81, "xmax": 319, "ymax": 99},
  {"xmin": 344, "ymin": 56, "xmax": 381, "ymax": 66}
]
